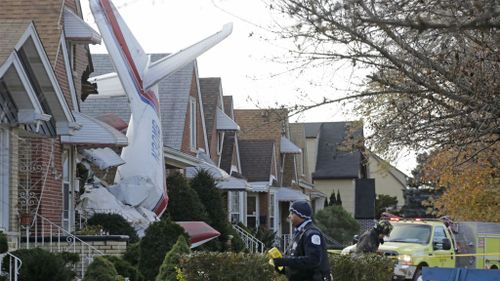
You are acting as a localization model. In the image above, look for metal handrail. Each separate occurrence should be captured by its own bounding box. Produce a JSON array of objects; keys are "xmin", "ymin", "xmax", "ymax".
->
[
  {"xmin": 22, "ymin": 214, "xmax": 104, "ymax": 278},
  {"xmin": 232, "ymin": 224, "xmax": 265, "ymax": 253},
  {"xmin": 0, "ymin": 252, "xmax": 21, "ymax": 281}
]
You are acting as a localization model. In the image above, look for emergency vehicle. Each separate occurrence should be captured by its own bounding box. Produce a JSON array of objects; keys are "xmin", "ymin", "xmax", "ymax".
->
[{"xmin": 341, "ymin": 217, "xmax": 500, "ymax": 281}]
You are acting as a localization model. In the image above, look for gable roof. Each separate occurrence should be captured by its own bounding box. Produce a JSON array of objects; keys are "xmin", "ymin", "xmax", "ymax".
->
[
  {"xmin": 82, "ymin": 53, "xmax": 195, "ymax": 150},
  {"xmin": 304, "ymin": 122, "xmax": 322, "ymax": 138},
  {"xmin": 308, "ymin": 122, "xmax": 364, "ymax": 179},
  {"xmin": 239, "ymin": 139, "xmax": 275, "ymax": 182},
  {"xmin": 199, "ymin": 77, "xmax": 221, "ymax": 141}
]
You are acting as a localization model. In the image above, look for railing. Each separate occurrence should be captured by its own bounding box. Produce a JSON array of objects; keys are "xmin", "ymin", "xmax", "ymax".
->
[
  {"xmin": 0, "ymin": 252, "xmax": 22, "ymax": 281},
  {"xmin": 282, "ymin": 233, "xmax": 292, "ymax": 252},
  {"xmin": 21, "ymin": 214, "xmax": 104, "ymax": 278},
  {"xmin": 232, "ymin": 224, "xmax": 265, "ymax": 253}
]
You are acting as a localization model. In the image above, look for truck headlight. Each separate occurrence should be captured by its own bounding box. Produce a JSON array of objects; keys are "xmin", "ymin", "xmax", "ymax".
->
[{"xmin": 397, "ymin": 255, "xmax": 413, "ymax": 265}]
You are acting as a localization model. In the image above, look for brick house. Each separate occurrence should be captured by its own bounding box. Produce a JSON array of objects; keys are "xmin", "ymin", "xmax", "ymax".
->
[
  {"xmin": 234, "ymin": 109, "xmax": 309, "ymax": 237},
  {"xmin": 0, "ymin": 0, "xmax": 104, "ymax": 248}
]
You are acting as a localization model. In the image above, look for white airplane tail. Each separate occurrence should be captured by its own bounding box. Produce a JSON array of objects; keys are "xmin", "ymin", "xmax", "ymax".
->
[{"xmin": 90, "ymin": 0, "xmax": 232, "ymax": 216}]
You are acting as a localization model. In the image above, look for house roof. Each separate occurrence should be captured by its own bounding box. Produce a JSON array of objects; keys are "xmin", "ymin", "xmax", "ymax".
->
[
  {"xmin": 199, "ymin": 77, "xmax": 221, "ymax": 141},
  {"xmin": 63, "ymin": 7, "xmax": 101, "ymax": 44},
  {"xmin": 61, "ymin": 111, "xmax": 128, "ymax": 146},
  {"xmin": 82, "ymin": 53, "xmax": 195, "ymax": 150},
  {"xmin": 306, "ymin": 122, "xmax": 364, "ymax": 179},
  {"xmin": 239, "ymin": 139, "xmax": 275, "ymax": 182},
  {"xmin": 216, "ymin": 108, "xmax": 239, "ymax": 131},
  {"xmin": 280, "ymin": 136, "xmax": 302, "ymax": 154},
  {"xmin": 222, "ymin": 96, "xmax": 234, "ymax": 117},
  {"xmin": 304, "ymin": 122, "xmax": 322, "ymax": 138}
]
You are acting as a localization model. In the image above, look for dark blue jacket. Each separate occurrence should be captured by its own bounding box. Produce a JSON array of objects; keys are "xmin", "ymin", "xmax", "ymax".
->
[{"xmin": 274, "ymin": 221, "xmax": 331, "ymax": 281}]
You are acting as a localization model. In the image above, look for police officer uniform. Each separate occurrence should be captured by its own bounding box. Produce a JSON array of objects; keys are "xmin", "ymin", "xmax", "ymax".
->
[{"xmin": 274, "ymin": 201, "xmax": 331, "ymax": 281}]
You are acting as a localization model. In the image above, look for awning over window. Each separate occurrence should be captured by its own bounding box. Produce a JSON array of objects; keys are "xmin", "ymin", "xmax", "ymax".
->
[
  {"xmin": 280, "ymin": 137, "xmax": 302, "ymax": 154},
  {"xmin": 64, "ymin": 7, "xmax": 101, "ymax": 44},
  {"xmin": 176, "ymin": 221, "xmax": 221, "ymax": 248},
  {"xmin": 216, "ymin": 108, "xmax": 240, "ymax": 131},
  {"xmin": 80, "ymin": 147, "xmax": 125, "ymax": 170},
  {"xmin": 61, "ymin": 111, "xmax": 128, "ymax": 146},
  {"xmin": 272, "ymin": 187, "xmax": 309, "ymax": 202},
  {"xmin": 186, "ymin": 160, "xmax": 230, "ymax": 180},
  {"xmin": 217, "ymin": 176, "xmax": 251, "ymax": 191}
]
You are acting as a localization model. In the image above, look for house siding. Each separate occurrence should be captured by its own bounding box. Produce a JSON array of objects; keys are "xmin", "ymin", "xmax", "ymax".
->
[
  {"xmin": 367, "ymin": 155, "xmax": 405, "ymax": 207},
  {"xmin": 313, "ymin": 179, "xmax": 355, "ymax": 215}
]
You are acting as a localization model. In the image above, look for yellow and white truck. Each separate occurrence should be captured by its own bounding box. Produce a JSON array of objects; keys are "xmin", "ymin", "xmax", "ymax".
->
[{"xmin": 341, "ymin": 218, "xmax": 500, "ymax": 281}]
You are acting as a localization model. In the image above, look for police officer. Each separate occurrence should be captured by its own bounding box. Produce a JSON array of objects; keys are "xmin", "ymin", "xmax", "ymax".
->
[
  {"xmin": 273, "ymin": 201, "xmax": 331, "ymax": 281},
  {"xmin": 353, "ymin": 220, "xmax": 393, "ymax": 255}
]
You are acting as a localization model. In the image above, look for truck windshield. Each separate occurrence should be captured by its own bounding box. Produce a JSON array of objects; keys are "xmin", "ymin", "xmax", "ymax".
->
[{"xmin": 385, "ymin": 224, "xmax": 432, "ymax": 244}]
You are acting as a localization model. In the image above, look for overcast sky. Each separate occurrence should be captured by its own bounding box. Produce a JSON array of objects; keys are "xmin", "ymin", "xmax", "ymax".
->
[{"xmin": 81, "ymin": 0, "xmax": 416, "ymax": 174}]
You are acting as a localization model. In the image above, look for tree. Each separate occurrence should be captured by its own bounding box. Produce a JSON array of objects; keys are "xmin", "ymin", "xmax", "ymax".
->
[
  {"xmin": 421, "ymin": 145, "xmax": 500, "ymax": 222},
  {"xmin": 268, "ymin": 0, "xmax": 499, "ymax": 161},
  {"xmin": 138, "ymin": 219, "xmax": 188, "ymax": 281},
  {"xmin": 190, "ymin": 169, "xmax": 231, "ymax": 251},
  {"xmin": 329, "ymin": 192, "xmax": 337, "ymax": 206},
  {"xmin": 336, "ymin": 189, "xmax": 342, "ymax": 206},
  {"xmin": 163, "ymin": 172, "xmax": 209, "ymax": 222},
  {"xmin": 314, "ymin": 205, "xmax": 360, "ymax": 244},
  {"xmin": 156, "ymin": 236, "xmax": 191, "ymax": 281},
  {"xmin": 375, "ymin": 194, "xmax": 398, "ymax": 219}
]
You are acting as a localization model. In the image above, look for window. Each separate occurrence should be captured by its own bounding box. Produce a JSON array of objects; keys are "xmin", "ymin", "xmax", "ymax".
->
[
  {"xmin": 189, "ymin": 97, "xmax": 197, "ymax": 150},
  {"xmin": 62, "ymin": 149, "xmax": 74, "ymax": 231},
  {"xmin": 433, "ymin": 226, "xmax": 448, "ymax": 249},
  {"xmin": 247, "ymin": 195, "xmax": 258, "ymax": 228},
  {"xmin": 229, "ymin": 191, "xmax": 240, "ymax": 224},
  {"xmin": 216, "ymin": 131, "xmax": 224, "ymax": 155},
  {"xmin": 0, "ymin": 128, "xmax": 9, "ymax": 230},
  {"xmin": 269, "ymin": 194, "xmax": 275, "ymax": 231}
]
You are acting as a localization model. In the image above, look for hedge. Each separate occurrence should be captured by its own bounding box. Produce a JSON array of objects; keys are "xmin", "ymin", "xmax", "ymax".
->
[
  {"xmin": 163, "ymin": 172, "xmax": 209, "ymax": 222},
  {"xmin": 176, "ymin": 252, "xmax": 394, "ymax": 281},
  {"xmin": 6, "ymin": 248, "xmax": 76, "ymax": 281},
  {"xmin": 87, "ymin": 213, "xmax": 139, "ymax": 243},
  {"xmin": 329, "ymin": 254, "xmax": 394, "ymax": 281},
  {"xmin": 104, "ymin": 255, "xmax": 144, "ymax": 281},
  {"xmin": 179, "ymin": 252, "xmax": 284, "ymax": 281}
]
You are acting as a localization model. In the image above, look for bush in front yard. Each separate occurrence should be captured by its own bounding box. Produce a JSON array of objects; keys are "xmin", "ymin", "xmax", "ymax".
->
[
  {"xmin": 139, "ymin": 219, "xmax": 188, "ymax": 281},
  {"xmin": 123, "ymin": 242, "xmax": 140, "ymax": 266},
  {"xmin": 156, "ymin": 235, "xmax": 190, "ymax": 281},
  {"xmin": 104, "ymin": 255, "xmax": 144, "ymax": 281},
  {"xmin": 83, "ymin": 256, "xmax": 124, "ymax": 281},
  {"xmin": 179, "ymin": 252, "xmax": 281, "ymax": 281},
  {"xmin": 7, "ymin": 248, "xmax": 75, "ymax": 281},
  {"xmin": 329, "ymin": 253, "xmax": 394, "ymax": 281},
  {"xmin": 87, "ymin": 213, "xmax": 139, "ymax": 243}
]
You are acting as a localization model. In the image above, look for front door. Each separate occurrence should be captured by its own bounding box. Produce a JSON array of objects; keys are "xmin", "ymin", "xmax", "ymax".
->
[{"xmin": 246, "ymin": 194, "xmax": 258, "ymax": 229}]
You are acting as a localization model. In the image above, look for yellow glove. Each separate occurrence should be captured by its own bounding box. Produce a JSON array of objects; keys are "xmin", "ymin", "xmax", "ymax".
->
[{"xmin": 267, "ymin": 247, "xmax": 284, "ymax": 272}]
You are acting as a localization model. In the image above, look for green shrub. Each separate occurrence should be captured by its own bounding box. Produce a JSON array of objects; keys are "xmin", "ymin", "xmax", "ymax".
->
[
  {"xmin": 163, "ymin": 172, "xmax": 209, "ymax": 222},
  {"xmin": 314, "ymin": 205, "xmax": 360, "ymax": 244},
  {"xmin": 87, "ymin": 213, "xmax": 139, "ymax": 243},
  {"xmin": 179, "ymin": 252, "xmax": 282, "ymax": 281},
  {"xmin": 123, "ymin": 242, "xmax": 140, "ymax": 266},
  {"xmin": 7, "ymin": 248, "xmax": 75, "ymax": 281},
  {"xmin": 329, "ymin": 254, "xmax": 394, "ymax": 281},
  {"xmin": 156, "ymin": 236, "xmax": 191, "ymax": 281},
  {"xmin": 0, "ymin": 232, "xmax": 7, "ymax": 253},
  {"xmin": 190, "ymin": 170, "xmax": 231, "ymax": 251},
  {"xmin": 104, "ymin": 255, "xmax": 144, "ymax": 281},
  {"xmin": 139, "ymin": 219, "xmax": 188, "ymax": 281},
  {"xmin": 83, "ymin": 256, "xmax": 122, "ymax": 281}
]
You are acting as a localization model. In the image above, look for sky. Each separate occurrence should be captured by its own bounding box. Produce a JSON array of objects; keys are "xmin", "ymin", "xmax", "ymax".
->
[{"xmin": 81, "ymin": 0, "xmax": 417, "ymax": 175}]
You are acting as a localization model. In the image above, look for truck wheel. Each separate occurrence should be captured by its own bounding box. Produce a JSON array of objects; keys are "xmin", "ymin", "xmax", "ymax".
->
[{"xmin": 412, "ymin": 267, "xmax": 423, "ymax": 281}]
